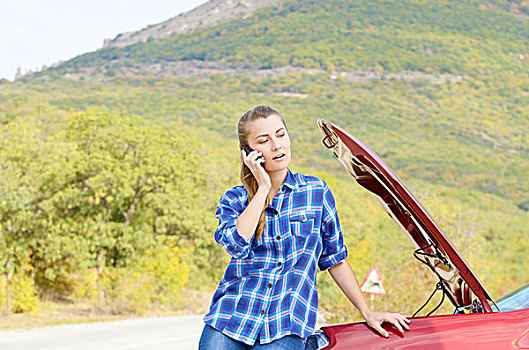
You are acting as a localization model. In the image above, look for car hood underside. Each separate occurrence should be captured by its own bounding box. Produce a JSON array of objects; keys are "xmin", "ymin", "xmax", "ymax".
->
[{"xmin": 317, "ymin": 118, "xmax": 495, "ymax": 312}]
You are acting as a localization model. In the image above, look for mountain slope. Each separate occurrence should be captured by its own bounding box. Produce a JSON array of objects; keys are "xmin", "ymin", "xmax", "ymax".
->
[
  {"xmin": 104, "ymin": 0, "xmax": 526, "ymax": 50},
  {"xmin": 25, "ymin": 0, "xmax": 528, "ymax": 209},
  {"xmin": 104, "ymin": 0, "xmax": 286, "ymax": 48},
  {"xmin": 44, "ymin": 0, "xmax": 529, "ymax": 79}
]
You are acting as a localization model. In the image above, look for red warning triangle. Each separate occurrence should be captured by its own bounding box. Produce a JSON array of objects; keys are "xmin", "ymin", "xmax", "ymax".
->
[{"xmin": 360, "ymin": 265, "xmax": 387, "ymax": 296}]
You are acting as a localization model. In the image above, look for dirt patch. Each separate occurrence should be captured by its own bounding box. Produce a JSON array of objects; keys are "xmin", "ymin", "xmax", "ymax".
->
[
  {"xmin": 54, "ymin": 59, "xmax": 462, "ymax": 85},
  {"xmin": 330, "ymin": 70, "xmax": 462, "ymax": 84}
]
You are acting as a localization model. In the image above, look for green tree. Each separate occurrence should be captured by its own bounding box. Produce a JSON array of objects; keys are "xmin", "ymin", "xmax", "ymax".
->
[{"xmin": 38, "ymin": 108, "xmax": 209, "ymax": 306}]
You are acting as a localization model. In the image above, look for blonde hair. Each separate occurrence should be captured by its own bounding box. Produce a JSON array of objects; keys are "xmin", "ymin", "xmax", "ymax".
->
[{"xmin": 237, "ymin": 106, "xmax": 288, "ymax": 240}]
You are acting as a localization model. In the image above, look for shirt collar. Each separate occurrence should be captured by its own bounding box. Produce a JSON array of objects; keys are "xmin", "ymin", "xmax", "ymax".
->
[{"xmin": 282, "ymin": 168, "xmax": 301, "ymax": 191}]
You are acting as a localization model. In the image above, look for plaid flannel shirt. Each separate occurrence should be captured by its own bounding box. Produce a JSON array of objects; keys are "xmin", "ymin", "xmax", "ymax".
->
[{"xmin": 204, "ymin": 169, "xmax": 348, "ymax": 345}]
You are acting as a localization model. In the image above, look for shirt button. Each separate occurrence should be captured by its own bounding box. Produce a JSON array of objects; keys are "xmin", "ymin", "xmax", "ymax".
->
[
  {"xmin": 268, "ymin": 283, "xmax": 272, "ymax": 288},
  {"xmin": 277, "ymin": 262, "xmax": 282, "ymax": 267},
  {"xmin": 261, "ymin": 310, "xmax": 265, "ymax": 315},
  {"xmin": 301, "ymin": 215, "xmax": 307, "ymax": 222},
  {"xmin": 276, "ymin": 235, "xmax": 281, "ymax": 241}
]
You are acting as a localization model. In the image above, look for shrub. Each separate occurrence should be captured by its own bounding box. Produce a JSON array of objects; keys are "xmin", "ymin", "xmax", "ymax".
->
[
  {"xmin": 11, "ymin": 274, "xmax": 40, "ymax": 314},
  {"xmin": 70, "ymin": 268, "xmax": 99, "ymax": 305},
  {"xmin": 100, "ymin": 242, "xmax": 192, "ymax": 314}
]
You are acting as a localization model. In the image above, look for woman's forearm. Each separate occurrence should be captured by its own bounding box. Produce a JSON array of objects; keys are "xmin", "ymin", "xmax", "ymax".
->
[
  {"xmin": 236, "ymin": 187, "xmax": 269, "ymax": 242},
  {"xmin": 328, "ymin": 260, "xmax": 372, "ymax": 318}
]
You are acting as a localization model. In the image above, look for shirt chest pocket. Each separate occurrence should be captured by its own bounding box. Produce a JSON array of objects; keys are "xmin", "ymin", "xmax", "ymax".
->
[{"xmin": 289, "ymin": 211, "xmax": 316, "ymax": 238}]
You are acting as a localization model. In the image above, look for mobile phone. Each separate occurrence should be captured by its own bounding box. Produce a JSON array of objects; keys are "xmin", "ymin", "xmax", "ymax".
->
[{"xmin": 242, "ymin": 145, "xmax": 265, "ymax": 167}]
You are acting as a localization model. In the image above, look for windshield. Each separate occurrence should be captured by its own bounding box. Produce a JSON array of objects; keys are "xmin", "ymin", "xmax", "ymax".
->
[{"xmin": 496, "ymin": 283, "xmax": 529, "ymax": 311}]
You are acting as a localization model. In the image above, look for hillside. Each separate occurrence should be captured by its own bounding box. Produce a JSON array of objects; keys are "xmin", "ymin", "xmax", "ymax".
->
[
  {"xmin": 1, "ymin": 0, "xmax": 528, "ymax": 324},
  {"xmin": 102, "ymin": 0, "xmax": 529, "ymax": 49},
  {"xmin": 104, "ymin": 0, "xmax": 286, "ymax": 48},
  {"xmin": 40, "ymin": 0, "xmax": 529, "ymax": 77},
  {"xmin": 27, "ymin": 0, "xmax": 529, "ymax": 209}
]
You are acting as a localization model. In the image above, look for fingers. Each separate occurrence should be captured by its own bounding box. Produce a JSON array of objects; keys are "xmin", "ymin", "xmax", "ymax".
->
[
  {"xmin": 368, "ymin": 312, "xmax": 411, "ymax": 338},
  {"xmin": 365, "ymin": 315, "xmax": 389, "ymax": 338},
  {"xmin": 390, "ymin": 314, "xmax": 409, "ymax": 333},
  {"xmin": 241, "ymin": 149, "xmax": 264, "ymax": 168},
  {"xmin": 389, "ymin": 313, "xmax": 411, "ymax": 335},
  {"xmin": 399, "ymin": 314, "xmax": 411, "ymax": 330},
  {"xmin": 373, "ymin": 323, "xmax": 389, "ymax": 338},
  {"xmin": 241, "ymin": 150, "xmax": 270, "ymax": 190},
  {"xmin": 390, "ymin": 317, "xmax": 405, "ymax": 334}
]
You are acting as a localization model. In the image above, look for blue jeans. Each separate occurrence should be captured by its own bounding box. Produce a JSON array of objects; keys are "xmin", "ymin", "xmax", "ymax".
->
[{"xmin": 198, "ymin": 324, "xmax": 305, "ymax": 349}]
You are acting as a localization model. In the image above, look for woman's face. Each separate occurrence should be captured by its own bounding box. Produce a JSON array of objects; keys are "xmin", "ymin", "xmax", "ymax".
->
[{"xmin": 247, "ymin": 114, "xmax": 291, "ymax": 173}]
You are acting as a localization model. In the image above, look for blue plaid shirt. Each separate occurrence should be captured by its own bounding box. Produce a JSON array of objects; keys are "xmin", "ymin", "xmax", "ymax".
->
[{"xmin": 204, "ymin": 169, "xmax": 348, "ymax": 345}]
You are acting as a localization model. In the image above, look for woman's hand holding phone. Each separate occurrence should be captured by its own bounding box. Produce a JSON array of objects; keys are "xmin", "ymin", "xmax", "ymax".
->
[{"xmin": 242, "ymin": 146, "xmax": 271, "ymax": 190}]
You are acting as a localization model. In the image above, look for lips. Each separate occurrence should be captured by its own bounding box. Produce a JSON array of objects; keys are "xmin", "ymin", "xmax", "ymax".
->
[{"xmin": 273, "ymin": 154, "xmax": 285, "ymax": 160}]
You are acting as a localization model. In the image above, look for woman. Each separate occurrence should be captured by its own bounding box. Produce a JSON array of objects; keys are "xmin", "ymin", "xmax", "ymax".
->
[{"xmin": 199, "ymin": 106, "xmax": 410, "ymax": 349}]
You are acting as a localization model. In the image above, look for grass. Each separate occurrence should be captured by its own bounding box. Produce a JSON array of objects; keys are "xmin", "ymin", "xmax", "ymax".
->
[{"xmin": 0, "ymin": 289, "xmax": 211, "ymax": 331}]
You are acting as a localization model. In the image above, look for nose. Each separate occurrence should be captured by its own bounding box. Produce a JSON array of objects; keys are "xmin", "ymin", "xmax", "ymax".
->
[{"xmin": 270, "ymin": 136, "xmax": 282, "ymax": 150}]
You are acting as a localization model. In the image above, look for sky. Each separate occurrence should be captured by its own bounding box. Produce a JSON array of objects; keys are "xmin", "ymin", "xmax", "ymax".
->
[{"xmin": 0, "ymin": 0, "xmax": 209, "ymax": 81}]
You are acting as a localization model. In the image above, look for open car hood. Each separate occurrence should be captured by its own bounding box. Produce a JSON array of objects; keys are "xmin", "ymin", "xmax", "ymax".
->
[{"xmin": 317, "ymin": 119, "xmax": 495, "ymax": 313}]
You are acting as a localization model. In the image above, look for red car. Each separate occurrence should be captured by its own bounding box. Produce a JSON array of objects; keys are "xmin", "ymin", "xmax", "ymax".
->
[{"xmin": 307, "ymin": 119, "xmax": 529, "ymax": 350}]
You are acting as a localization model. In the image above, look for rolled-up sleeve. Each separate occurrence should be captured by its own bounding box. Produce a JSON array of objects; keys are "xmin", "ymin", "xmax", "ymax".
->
[
  {"xmin": 318, "ymin": 182, "xmax": 348, "ymax": 271},
  {"xmin": 214, "ymin": 190, "xmax": 253, "ymax": 259}
]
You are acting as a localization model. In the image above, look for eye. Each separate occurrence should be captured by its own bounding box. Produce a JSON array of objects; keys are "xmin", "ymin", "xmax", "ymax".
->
[
  {"xmin": 278, "ymin": 133, "xmax": 286, "ymax": 137},
  {"xmin": 259, "ymin": 139, "xmax": 268, "ymax": 144}
]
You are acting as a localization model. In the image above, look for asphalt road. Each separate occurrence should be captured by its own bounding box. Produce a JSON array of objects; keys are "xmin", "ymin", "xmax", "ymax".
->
[{"xmin": 0, "ymin": 314, "xmax": 204, "ymax": 350}]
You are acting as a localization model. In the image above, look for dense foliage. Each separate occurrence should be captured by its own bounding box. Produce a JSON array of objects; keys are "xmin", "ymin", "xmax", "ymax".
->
[
  {"xmin": 1, "ymin": 0, "xmax": 528, "ymax": 323},
  {"xmin": 0, "ymin": 101, "xmax": 228, "ymax": 314}
]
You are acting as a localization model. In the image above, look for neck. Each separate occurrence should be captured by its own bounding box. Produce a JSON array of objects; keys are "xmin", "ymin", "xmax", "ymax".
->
[{"xmin": 267, "ymin": 168, "xmax": 288, "ymax": 195}]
